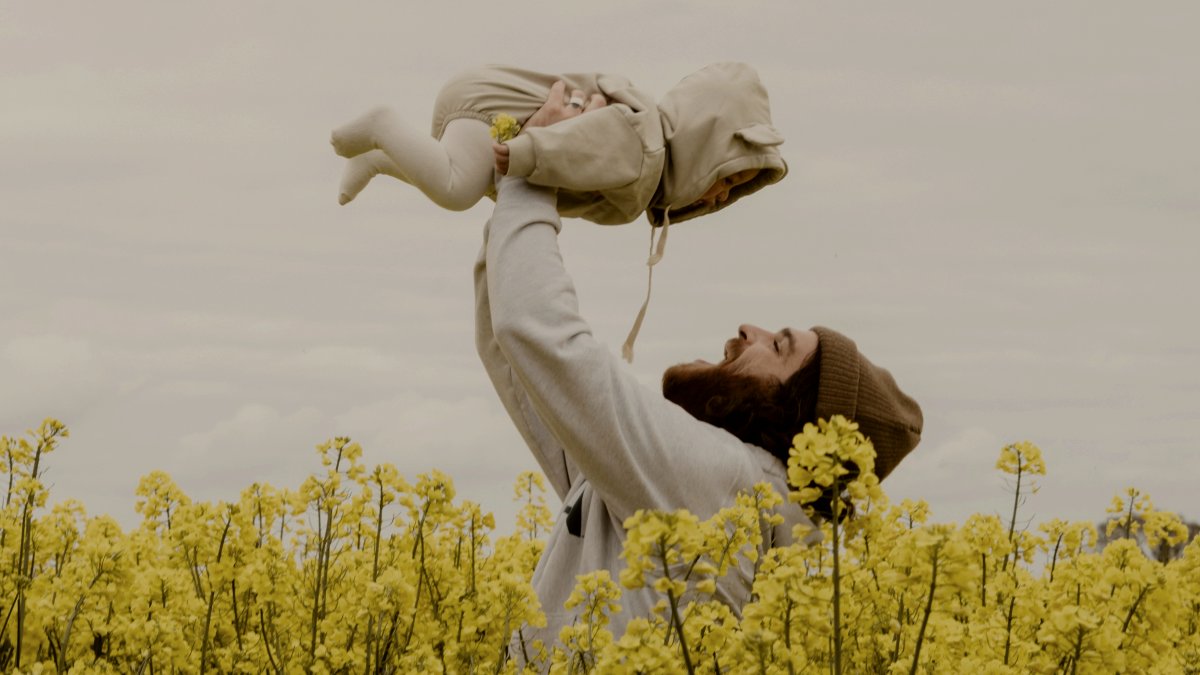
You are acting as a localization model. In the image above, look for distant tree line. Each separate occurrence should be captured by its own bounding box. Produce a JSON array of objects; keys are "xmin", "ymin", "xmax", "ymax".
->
[{"xmin": 1097, "ymin": 513, "xmax": 1200, "ymax": 563}]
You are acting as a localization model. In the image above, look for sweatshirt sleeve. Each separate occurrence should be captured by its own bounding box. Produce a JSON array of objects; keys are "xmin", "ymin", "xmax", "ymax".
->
[
  {"xmin": 474, "ymin": 225, "xmax": 575, "ymax": 502},
  {"xmin": 503, "ymin": 105, "xmax": 645, "ymax": 192},
  {"xmin": 484, "ymin": 177, "xmax": 757, "ymax": 523}
]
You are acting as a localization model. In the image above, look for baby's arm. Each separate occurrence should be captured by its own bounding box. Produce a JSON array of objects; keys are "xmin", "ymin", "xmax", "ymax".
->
[
  {"xmin": 501, "ymin": 107, "xmax": 644, "ymax": 191},
  {"xmin": 493, "ymin": 83, "xmax": 605, "ymax": 176},
  {"xmin": 496, "ymin": 89, "xmax": 648, "ymax": 193}
]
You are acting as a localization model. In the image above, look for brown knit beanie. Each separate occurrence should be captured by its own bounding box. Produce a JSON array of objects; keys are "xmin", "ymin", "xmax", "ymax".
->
[{"xmin": 810, "ymin": 326, "xmax": 923, "ymax": 481}]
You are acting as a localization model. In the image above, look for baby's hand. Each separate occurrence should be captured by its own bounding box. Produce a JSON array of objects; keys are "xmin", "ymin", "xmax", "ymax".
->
[{"xmin": 493, "ymin": 142, "xmax": 511, "ymax": 175}]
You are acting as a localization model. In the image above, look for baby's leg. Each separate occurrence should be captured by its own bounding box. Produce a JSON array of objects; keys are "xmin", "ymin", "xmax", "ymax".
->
[
  {"xmin": 331, "ymin": 107, "xmax": 396, "ymax": 158},
  {"xmin": 338, "ymin": 150, "xmax": 406, "ymax": 205},
  {"xmin": 332, "ymin": 110, "xmax": 492, "ymax": 211},
  {"xmin": 413, "ymin": 118, "xmax": 494, "ymax": 211}
]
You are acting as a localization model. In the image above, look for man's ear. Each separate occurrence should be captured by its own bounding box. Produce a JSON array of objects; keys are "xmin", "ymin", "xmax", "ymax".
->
[{"xmin": 735, "ymin": 123, "xmax": 784, "ymax": 147}]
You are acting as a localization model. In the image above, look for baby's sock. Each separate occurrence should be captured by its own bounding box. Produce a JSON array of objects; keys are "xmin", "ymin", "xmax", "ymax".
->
[
  {"xmin": 338, "ymin": 150, "xmax": 409, "ymax": 205},
  {"xmin": 330, "ymin": 114, "xmax": 492, "ymax": 211},
  {"xmin": 330, "ymin": 106, "xmax": 397, "ymax": 159}
]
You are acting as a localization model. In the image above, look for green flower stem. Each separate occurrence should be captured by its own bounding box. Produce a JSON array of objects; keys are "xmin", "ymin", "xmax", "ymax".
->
[
  {"xmin": 831, "ymin": 476, "xmax": 843, "ymax": 675},
  {"xmin": 1123, "ymin": 493, "xmax": 1137, "ymax": 541},
  {"xmin": 1121, "ymin": 584, "xmax": 1151, "ymax": 636},
  {"xmin": 889, "ymin": 596, "xmax": 905, "ymax": 663},
  {"xmin": 980, "ymin": 553, "xmax": 987, "ymax": 608},
  {"xmin": 1002, "ymin": 459, "xmax": 1022, "ymax": 573},
  {"xmin": 1002, "ymin": 594, "xmax": 1016, "ymax": 665},
  {"xmin": 909, "ymin": 545, "xmax": 940, "ymax": 675},
  {"xmin": 783, "ymin": 596, "xmax": 795, "ymax": 675},
  {"xmin": 199, "ymin": 512, "xmax": 232, "ymax": 675},
  {"xmin": 659, "ymin": 539, "xmax": 695, "ymax": 675},
  {"xmin": 258, "ymin": 608, "xmax": 281, "ymax": 675},
  {"xmin": 14, "ymin": 423, "xmax": 63, "ymax": 668},
  {"xmin": 1049, "ymin": 533, "xmax": 1063, "ymax": 583}
]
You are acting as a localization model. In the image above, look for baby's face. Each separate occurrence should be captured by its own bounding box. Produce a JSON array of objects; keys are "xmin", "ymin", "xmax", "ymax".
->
[{"xmin": 690, "ymin": 169, "xmax": 760, "ymax": 209}]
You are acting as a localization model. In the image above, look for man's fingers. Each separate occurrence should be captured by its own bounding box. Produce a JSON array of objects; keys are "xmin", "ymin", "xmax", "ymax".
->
[
  {"xmin": 523, "ymin": 81, "xmax": 604, "ymax": 130},
  {"xmin": 567, "ymin": 88, "xmax": 586, "ymax": 114},
  {"xmin": 547, "ymin": 80, "xmax": 567, "ymax": 107},
  {"xmin": 585, "ymin": 93, "xmax": 607, "ymax": 111}
]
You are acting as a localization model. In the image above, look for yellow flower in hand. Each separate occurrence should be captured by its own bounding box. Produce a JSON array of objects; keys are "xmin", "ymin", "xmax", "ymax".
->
[{"xmin": 489, "ymin": 113, "xmax": 521, "ymax": 142}]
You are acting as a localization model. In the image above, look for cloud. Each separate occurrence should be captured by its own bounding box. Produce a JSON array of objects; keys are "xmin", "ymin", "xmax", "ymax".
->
[
  {"xmin": 175, "ymin": 403, "xmax": 329, "ymax": 492},
  {"xmin": 335, "ymin": 394, "xmax": 503, "ymax": 453},
  {"xmin": 164, "ymin": 392, "xmax": 544, "ymax": 533},
  {"xmin": 333, "ymin": 392, "xmax": 545, "ymax": 525},
  {"xmin": 3, "ymin": 334, "xmax": 92, "ymax": 373},
  {"xmin": 884, "ymin": 426, "xmax": 1005, "ymax": 515},
  {"xmin": 0, "ymin": 335, "xmax": 105, "ymax": 426}
]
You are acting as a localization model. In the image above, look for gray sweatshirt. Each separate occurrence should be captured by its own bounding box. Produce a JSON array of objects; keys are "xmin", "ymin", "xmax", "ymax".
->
[{"xmin": 474, "ymin": 177, "xmax": 815, "ymax": 660}]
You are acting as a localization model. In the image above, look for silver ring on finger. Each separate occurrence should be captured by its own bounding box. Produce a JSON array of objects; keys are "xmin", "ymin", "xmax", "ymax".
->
[{"xmin": 568, "ymin": 96, "xmax": 585, "ymax": 109}]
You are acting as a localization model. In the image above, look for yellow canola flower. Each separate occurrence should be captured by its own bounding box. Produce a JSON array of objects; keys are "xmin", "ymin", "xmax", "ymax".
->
[
  {"xmin": 787, "ymin": 416, "xmax": 882, "ymax": 526},
  {"xmin": 490, "ymin": 113, "xmax": 521, "ymax": 142},
  {"xmin": 9, "ymin": 417, "xmax": 1200, "ymax": 674},
  {"xmin": 995, "ymin": 440, "xmax": 1046, "ymax": 476},
  {"xmin": 1143, "ymin": 508, "xmax": 1190, "ymax": 551}
]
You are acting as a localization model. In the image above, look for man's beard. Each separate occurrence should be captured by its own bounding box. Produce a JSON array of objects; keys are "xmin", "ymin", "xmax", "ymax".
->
[
  {"xmin": 660, "ymin": 336, "xmax": 747, "ymax": 400},
  {"xmin": 661, "ymin": 357, "xmax": 785, "ymax": 454}
]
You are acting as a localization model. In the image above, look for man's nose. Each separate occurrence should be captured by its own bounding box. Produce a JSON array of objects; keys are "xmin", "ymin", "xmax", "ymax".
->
[{"xmin": 738, "ymin": 324, "xmax": 768, "ymax": 342}]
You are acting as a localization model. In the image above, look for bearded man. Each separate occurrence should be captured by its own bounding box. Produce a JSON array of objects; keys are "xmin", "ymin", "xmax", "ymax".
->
[{"xmin": 475, "ymin": 88, "xmax": 922, "ymax": 657}]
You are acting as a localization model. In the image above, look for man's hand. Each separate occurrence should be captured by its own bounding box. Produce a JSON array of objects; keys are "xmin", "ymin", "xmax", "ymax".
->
[
  {"xmin": 493, "ymin": 80, "xmax": 607, "ymax": 175},
  {"xmin": 524, "ymin": 80, "xmax": 607, "ymax": 130}
]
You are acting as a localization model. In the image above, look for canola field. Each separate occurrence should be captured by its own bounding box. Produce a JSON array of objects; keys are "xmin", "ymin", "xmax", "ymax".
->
[{"xmin": 2, "ymin": 418, "xmax": 1197, "ymax": 673}]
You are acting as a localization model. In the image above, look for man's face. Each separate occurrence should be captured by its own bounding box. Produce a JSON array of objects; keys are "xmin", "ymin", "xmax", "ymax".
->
[{"xmin": 673, "ymin": 325, "xmax": 819, "ymax": 384}]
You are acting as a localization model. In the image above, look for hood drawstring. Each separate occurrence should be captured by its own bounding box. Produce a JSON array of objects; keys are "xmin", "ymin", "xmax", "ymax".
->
[{"xmin": 621, "ymin": 208, "xmax": 671, "ymax": 363}]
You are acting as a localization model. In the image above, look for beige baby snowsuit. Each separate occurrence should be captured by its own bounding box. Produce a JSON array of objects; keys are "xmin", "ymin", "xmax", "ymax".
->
[{"xmin": 432, "ymin": 62, "xmax": 788, "ymax": 226}]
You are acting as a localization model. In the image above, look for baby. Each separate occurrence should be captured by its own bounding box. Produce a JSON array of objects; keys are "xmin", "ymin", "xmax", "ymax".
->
[{"xmin": 330, "ymin": 62, "xmax": 788, "ymax": 228}]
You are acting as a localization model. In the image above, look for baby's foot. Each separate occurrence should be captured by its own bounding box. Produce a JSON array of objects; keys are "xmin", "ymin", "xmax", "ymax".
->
[
  {"xmin": 330, "ymin": 106, "xmax": 393, "ymax": 158},
  {"xmin": 338, "ymin": 150, "xmax": 405, "ymax": 205}
]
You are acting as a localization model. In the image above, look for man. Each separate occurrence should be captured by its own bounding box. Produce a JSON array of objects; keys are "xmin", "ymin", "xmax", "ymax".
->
[{"xmin": 475, "ymin": 88, "xmax": 923, "ymax": 655}]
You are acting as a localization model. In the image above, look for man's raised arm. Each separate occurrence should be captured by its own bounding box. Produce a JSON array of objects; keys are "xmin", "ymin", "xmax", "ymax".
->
[
  {"xmin": 473, "ymin": 219, "xmax": 574, "ymax": 502},
  {"xmin": 483, "ymin": 176, "xmax": 758, "ymax": 523}
]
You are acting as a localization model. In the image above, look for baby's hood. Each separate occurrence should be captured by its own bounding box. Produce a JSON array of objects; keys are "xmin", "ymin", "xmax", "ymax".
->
[{"xmin": 649, "ymin": 62, "xmax": 787, "ymax": 226}]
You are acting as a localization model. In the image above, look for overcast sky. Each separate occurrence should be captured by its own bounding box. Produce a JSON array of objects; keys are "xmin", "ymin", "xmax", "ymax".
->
[{"xmin": 3, "ymin": 2, "xmax": 1198, "ymax": 535}]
